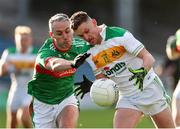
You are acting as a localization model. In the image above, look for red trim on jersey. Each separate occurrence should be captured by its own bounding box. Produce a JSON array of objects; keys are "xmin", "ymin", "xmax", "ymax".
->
[
  {"xmin": 44, "ymin": 57, "xmax": 53, "ymax": 67},
  {"xmin": 35, "ymin": 64, "xmax": 76, "ymax": 78}
]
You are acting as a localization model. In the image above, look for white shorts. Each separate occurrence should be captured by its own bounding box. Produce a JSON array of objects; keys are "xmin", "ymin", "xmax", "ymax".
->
[
  {"xmin": 7, "ymin": 84, "xmax": 32, "ymax": 111},
  {"xmin": 173, "ymin": 80, "xmax": 180, "ymax": 99},
  {"xmin": 116, "ymin": 76, "xmax": 170, "ymax": 115},
  {"xmin": 32, "ymin": 94, "xmax": 79, "ymax": 128}
]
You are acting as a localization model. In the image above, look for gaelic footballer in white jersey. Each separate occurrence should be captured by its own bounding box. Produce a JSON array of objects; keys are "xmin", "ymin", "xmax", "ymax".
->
[
  {"xmin": 1, "ymin": 47, "xmax": 37, "ymax": 111},
  {"xmin": 85, "ymin": 25, "xmax": 170, "ymax": 115}
]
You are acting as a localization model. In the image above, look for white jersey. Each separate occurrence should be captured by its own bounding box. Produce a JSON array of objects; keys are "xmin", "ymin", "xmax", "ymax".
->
[
  {"xmin": 1, "ymin": 47, "xmax": 38, "ymax": 110},
  {"xmin": 86, "ymin": 25, "xmax": 157, "ymax": 96},
  {"xmin": 1, "ymin": 47, "xmax": 37, "ymax": 88}
]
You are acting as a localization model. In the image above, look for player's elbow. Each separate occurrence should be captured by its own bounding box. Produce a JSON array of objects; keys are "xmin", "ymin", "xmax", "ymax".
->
[
  {"xmin": 150, "ymin": 55, "xmax": 155, "ymax": 66},
  {"xmin": 144, "ymin": 52, "xmax": 155, "ymax": 64},
  {"xmin": 143, "ymin": 53, "xmax": 155, "ymax": 70}
]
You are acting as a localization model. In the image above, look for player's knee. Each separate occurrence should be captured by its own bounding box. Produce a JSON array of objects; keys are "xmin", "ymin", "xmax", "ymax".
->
[
  {"xmin": 60, "ymin": 121, "xmax": 77, "ymax": 128},
  {"xmin": 57, "ymin": 111, "xmax": 79, "ymax": 128}
]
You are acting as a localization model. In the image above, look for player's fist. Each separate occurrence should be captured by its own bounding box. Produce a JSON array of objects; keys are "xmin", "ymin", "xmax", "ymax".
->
[
  {"xmin": 128, "ymin": 67, "xmax": 147, "ymax": 91},
  {"xmin": 74, "ymin": 75, "xmax": 93, "ymax": 99},
  {"xmin": 71, "ymin": 53, "xmax": 90, "ymax": 68}
]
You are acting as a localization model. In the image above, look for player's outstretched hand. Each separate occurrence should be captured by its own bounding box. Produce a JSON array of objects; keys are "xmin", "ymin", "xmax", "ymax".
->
[
  {"xmin": 128, "ymin": 67, "xmax": 147, "ymax": 91},
  {"xmin": 74, "ymin": 75, "xmax": 93, "ymax": 99},
  {"xmin": 71, "ymin": 53, "xmax": 91, "ymax": 68}
]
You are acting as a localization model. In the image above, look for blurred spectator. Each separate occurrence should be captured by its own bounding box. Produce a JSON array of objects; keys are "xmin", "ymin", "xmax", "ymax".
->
[
  {"xmin": 166, "ymin": 29, "xmax": 180, "ymax": 128},
  {"xmin": 0, "ymin": 25, "xmax": 38, "ymax": 128},
  {"xmin": 165, "ymin": 59, "xmax": 180, "ymax": 91},
  {"xmin": 157, "ymin": 59, "xmax": 179, "ymax": 97}
]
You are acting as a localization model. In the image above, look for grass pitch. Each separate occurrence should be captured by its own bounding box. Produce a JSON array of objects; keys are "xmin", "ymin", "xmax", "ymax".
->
[
  {"xmin": 78, "ymin": 109, "xmax": 155, "ymax": 128},
  {"xmin": 0, "ymin": 89, "xmax": 154, "ymax": 128},
  {"xmin": 0, "ymin": 109, "xmax": 154, "ymax": 128}
]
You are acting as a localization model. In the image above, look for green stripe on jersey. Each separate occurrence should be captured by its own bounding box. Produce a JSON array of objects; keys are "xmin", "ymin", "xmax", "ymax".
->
[
  {"xmin": 153, "ymin": 76, "xmax": 171, "ymax": 105},
  {"xmin": 105, "ymin": 27, "xmax": 127, "ymax": 41},
  {"xmin": 132, "ymin": 44, "xmax": 144, "ymax": 56},
  {"xmin": 7, "ymin": 47, "xmax": 38, "ymax": 54},
  {"xmin": 7, "ymin": 47, "xmax": 16, "ymax": 53}
]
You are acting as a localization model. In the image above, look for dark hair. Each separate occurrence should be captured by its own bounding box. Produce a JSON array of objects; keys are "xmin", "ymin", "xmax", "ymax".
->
[{"xmin": 70, "ymin": 11, "xmax": 90, "ymax": 30}]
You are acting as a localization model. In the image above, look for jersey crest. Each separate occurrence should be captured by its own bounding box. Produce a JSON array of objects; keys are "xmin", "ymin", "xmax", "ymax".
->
[{"xmin": 92, "ymin": 46, "xmax": 126, "ymax": 68}]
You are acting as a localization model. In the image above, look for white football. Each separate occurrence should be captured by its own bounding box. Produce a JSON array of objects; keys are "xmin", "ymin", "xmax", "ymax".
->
[{"xmin": 90, "ymin": 78, "xmax": 119, "ymax": 107}]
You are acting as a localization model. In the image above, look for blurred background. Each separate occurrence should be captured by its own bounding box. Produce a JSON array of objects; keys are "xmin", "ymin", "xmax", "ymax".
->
[{"xmin": 0, "ymin": 0, "xmax": 180, "ymax": 128}]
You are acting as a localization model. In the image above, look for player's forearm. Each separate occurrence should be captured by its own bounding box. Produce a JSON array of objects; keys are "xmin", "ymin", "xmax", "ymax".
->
[
  {"xmin": 45, "ymin": 57, "xmax": 73, "ymax": 71},
  {"xmin": 137, "ymin": 48, "xmax": 155, "ymax": 71},
  {"xmin": 142, "ymin": 53, "xmax": 155, "ymax": 71},
  {"xmin": 51, "ymin": 61, "xmax": 73, "ymax": 71}
]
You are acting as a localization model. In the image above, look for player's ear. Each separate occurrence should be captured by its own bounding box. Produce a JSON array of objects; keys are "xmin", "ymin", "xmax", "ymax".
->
[{"xmin": 92, "ymin": 19, "xmax": 97, "ymax": 26}]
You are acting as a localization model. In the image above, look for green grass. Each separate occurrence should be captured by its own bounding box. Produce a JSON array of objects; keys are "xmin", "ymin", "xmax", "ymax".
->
[
  {"xmin": 0, "ymin": 90, "xmax": 155, "ymax": 128},
  {"xmin": 0, "ymin": 89, "xmax": 7, "ymax": 128},
  {"xmin": 0, "ymin": 110, "xmax": 6, "ymax": 128},
  {"xmin": 0, "ymin": 109, "xmax": 155, "ymax": 128},
  {"xmin": 78, "ymin": 109, "xmax": 155, "ymax": 128},
  {"xmin": 78, "ymin": 109, "xmax": 114, "ymax": 128}
]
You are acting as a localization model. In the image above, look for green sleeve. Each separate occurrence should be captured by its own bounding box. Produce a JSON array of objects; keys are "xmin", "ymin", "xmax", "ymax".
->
[{"xmin": 36, "ymin": 50, "xmax": 57, "ymax": 67}]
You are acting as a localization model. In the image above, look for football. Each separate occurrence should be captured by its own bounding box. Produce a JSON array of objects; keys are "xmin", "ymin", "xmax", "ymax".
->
[{"xmin": 90, "ymin": 78, "xmax": 119, "ymax": 107}]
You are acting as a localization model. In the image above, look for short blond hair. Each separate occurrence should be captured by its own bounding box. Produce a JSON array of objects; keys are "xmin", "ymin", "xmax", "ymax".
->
[
  {"xmin": 15, "ymin": 25, "xmax": 32, "ymax": 35},
  {"xmin": 49, "ymin": 13, "xmax": 70, "ymax": 32}
]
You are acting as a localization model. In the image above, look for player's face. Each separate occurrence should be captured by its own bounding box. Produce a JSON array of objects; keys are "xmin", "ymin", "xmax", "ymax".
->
[
  {"xmin": 74, "ymin": 19, "xmax": 102, "ymax": 45},
  {"xmin": 15, "ymin": 34, "xmax": 32, "ymax": 52},
  {"xmin": 50, "ymin": 20, "xmax": 73, "ymax": 51}
]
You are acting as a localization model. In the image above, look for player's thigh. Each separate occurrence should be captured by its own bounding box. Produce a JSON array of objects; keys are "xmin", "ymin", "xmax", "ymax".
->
[
  {"xmin": 20, "ymin": 93, "xmax": 32, "ymax": 117},
  {"xmin": 172, "ymin": 97, "xmax": 179, "ymax": 119},
  {"xmin": 7, "ymin": 95, "xmax": 21, "ymax": 112},
  {"xmin": 151, "ymin": 107, "xmax": 175, "ymax": 128},
  {"xmin": 22, "ymin": 93, "xmax": 32, "ymax": 107},
  {"xmin": 7, "ymin": 85, "xmax": 27, "ymax": 111},
  {"xmin": 57, "ymin": 105, "xmax": 79, "ymax": 128},
  {"xmin": 172, "ymin": 98, "xmax": 180, "ymax": 126},
  {"xmin": 55, "ymin": 94, "xmax": 79, "ymax": 128},
  {"xmin": 21, "ymin": 105, "xmax": 31, "ymax": 119},
  {"xmin": 114, "ymin": 108, "xmax": 143, "ymax": 128},
  {"xmin": 33, "ymin": 99, "xmax": 55, "ymax": 128},
  {"xmin": 172, "ymin": 81, "xmax": 180, "ymax": 124}
]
